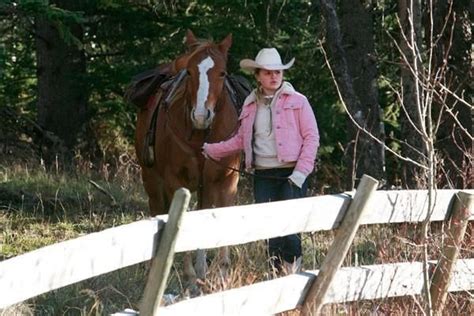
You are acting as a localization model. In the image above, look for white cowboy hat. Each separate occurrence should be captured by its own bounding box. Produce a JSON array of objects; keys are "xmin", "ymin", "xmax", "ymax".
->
[{"xmin": 240, "ymin": 48, "xmax": 295, "ymax": 73}]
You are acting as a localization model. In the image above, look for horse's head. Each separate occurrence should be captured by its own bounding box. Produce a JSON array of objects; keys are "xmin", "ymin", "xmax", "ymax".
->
[{"xmin": 182, "ymin": 30, "xmax": 232, "ymax": 130}]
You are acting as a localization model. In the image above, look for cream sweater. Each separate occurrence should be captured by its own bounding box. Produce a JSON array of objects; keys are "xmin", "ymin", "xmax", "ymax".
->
[{"xmin": 253, "ymin": 83, "xmax": 296, "ymax": 169}]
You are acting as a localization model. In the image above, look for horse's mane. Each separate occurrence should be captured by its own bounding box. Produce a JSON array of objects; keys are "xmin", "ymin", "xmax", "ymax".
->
[
  {"xmin": 186, "ymin": 38, "xmax": 211, "ymax": 51},
  {"xmin": 184, "ymin": 39, "xmax": 227, "ymax": 64}
]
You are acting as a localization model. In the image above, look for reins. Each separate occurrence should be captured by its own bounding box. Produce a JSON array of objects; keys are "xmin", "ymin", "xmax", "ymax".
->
[{"xmin": 206, "ymin": 155, "xmax": 292, "ymax": 181}]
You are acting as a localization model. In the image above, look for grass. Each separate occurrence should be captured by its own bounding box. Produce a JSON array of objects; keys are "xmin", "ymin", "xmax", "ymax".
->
[{"xmin": 0, "ymin": 159, "xmax": 472, "ymax": 315}]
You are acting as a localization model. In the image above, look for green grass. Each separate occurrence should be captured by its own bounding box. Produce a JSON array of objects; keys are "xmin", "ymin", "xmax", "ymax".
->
[
  {"xmin": 0, "ymin": 160, "xmax": 147, "ymax": 261},
  {"xmin": 1, "ymin": 160, "xmax": 149, "ymax": 314}
]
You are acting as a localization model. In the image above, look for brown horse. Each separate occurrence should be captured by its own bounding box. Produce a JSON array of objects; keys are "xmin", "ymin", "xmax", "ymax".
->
[{"xmin": 134, "ymin": 30, "xmax": 241, "ymax": 289}]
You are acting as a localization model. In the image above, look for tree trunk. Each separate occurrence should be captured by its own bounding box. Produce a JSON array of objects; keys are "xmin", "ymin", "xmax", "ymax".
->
[
  {"xmin": 36, "ymin": 0, "xmax": 87, "ymax": 160},
  {"xmin": 320, "ymin": 0, "xmax": 385, "ymax": 190},
  {"xmin": 340, "ymin": 0, "xmax": 385, "ymax": 189},
  {"xmin": 430, "ymin": 0, "xmax": 472, "ymax": 189},
  {"xmin": 398, "ymin": 0, "xmax": 427, "ymax": 189}
]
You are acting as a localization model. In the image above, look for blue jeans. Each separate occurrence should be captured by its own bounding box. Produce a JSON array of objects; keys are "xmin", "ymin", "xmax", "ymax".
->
[{"xmin": 253, "ymin": 168, "xmax": 308, "ymax": 269}]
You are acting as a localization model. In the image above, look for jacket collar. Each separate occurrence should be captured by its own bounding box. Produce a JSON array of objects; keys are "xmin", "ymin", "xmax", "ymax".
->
[{"xmin": 243, "ymin": 81, "xmax": 295, "ymax": 107}]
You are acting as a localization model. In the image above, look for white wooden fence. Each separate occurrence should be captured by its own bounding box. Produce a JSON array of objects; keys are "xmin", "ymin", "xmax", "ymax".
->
[{"xmin": 0, "ymin": 183, "xmax": 473, "ymax": 314}]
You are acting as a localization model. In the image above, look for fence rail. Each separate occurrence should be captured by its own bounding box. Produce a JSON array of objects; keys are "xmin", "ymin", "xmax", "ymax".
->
[
  {"xmin": 0, "ymin": 188, "xmax": 473, "ymax": 311},
  {"xmin": 160, "ymin": 259, "xmax": 474, "ymax": 315}
]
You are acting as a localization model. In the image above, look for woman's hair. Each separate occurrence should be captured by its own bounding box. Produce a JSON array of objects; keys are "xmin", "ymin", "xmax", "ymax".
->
[{"xmin": 254, "ymin": 68, "xmax": 284, "ymax": 75}]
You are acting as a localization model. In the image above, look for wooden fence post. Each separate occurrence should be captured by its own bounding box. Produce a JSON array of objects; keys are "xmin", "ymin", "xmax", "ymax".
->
[
  {"xmin": 430, "ymin": 191, "xmax": 473, "ymax": 315},
  {"xmin": 302, "ymin": 174, "xmax": 379, "ymax": 315},
  {"xmin": 139, "ymin": 188, "xmax": 191, "ymax": 316}
]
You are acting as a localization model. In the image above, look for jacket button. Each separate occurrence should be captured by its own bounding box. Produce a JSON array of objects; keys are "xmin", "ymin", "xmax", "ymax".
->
[
  {"xmin": 276, "ymin": 126, "xmax": 280, "ymax": 129},
  {"xmin": 278, "ymin": 143, "xmax": 282, "ymax": 146}
]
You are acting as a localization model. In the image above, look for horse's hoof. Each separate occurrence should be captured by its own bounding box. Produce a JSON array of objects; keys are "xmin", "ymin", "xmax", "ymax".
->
[
  {"xmin": 161, "ymin": 293, "xmax": 178, "ymax": 306},
  {"xmin": 184, "ymin": 282, "xmax": 202, "ymax": 298}
]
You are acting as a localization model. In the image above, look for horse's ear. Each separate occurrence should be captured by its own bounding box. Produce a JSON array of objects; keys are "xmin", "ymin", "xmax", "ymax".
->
[
  {"xmin": 185, "ymin": 29, "xmax": 198, "ymax": 47},
  {"xmin": 219, "ymin": 33, "xmax": 232, "ymax": 56}
]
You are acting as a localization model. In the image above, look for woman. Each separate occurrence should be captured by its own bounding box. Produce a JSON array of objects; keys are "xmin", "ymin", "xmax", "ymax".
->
[{"xmin": 203, "ymin": 48, "xmax": 319, "ymax": 275}]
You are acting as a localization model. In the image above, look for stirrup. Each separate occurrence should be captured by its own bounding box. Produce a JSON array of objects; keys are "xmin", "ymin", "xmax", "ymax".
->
[{"xmin": 143, "ymin": 132, "xmax": 155, "ymax": 167}]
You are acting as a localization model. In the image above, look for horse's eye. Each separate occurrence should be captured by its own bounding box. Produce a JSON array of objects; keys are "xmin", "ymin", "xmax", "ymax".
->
[
  {"xmin": 186, "ymin": 69, "xmax": 191, "ymax": 76},
  {"xmin": 220, "ymin": 71, "xmax": 226, "ymax": 78}
]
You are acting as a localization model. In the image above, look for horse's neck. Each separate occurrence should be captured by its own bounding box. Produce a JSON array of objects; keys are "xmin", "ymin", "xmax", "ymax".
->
[
  {"xmin": 171, "ymin": 57, "xmax": 187, "ymax": 75},
  {"xmin": 208, "ymin": 91, "xmax": 239, "ymax": 142}
]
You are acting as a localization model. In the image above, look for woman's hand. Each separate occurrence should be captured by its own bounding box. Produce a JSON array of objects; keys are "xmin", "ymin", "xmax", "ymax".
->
[
  {"xmin": 288, "ymin": 170, "xmax": 306, "ymax": 188},
  {"xmin": 202, "ymin": 143, "xmax": 210, "ymax": 159}
]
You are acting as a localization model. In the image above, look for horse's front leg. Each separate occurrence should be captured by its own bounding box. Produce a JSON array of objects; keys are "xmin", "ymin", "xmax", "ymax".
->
[
  {"xmin": 161, "ymin": 169, "xmax": 203, "ymax": 294},
  {"xmin": 183, "ymin": 251, "xmax": 201, "ymax": 296},
  {"xmin": 194, "ymin": 249, "xmax": 207, "ymax": 281},
  {"xmin": 202, "ymin": 166, "xmax": 239, "ymax": 285},
  {"xmin": 141, "ymin": 168, "xmax": 168, "ymax": 216},
  {"xmin": 217, "ymin": 246, "xmax": 230, "ymax": 282}
]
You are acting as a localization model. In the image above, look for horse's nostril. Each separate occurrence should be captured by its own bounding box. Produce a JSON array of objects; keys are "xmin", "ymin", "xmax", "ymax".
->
[{"xmin": 206, "ymin": 109, "xmax": 211, "ymax": 119}]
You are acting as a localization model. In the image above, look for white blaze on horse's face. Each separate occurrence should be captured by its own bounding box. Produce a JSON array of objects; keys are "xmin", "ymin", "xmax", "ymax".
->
[{"xmin": 191, "ymin": 56, "xmax": 216, "ymax": 129}]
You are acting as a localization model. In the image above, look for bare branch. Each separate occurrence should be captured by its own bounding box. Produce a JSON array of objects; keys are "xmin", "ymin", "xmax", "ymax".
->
[
  {"xmin": 319, "ymin": 42, "xmax": 428, "ymax": 170},
  {"xmin": 438, "ymin": 83, "xmax": 473, "ymax": 108}
]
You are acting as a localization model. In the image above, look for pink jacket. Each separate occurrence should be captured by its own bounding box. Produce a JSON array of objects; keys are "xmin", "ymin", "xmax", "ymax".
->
[{"xmin": 204, "ymin": 84, "xmax": 319, "ymax": 176}]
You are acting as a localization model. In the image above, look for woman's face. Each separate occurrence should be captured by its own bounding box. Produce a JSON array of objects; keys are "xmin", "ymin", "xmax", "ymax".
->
[{"xmin": 256, "ymin": 69, "xmax": 283, "ymax": 95}]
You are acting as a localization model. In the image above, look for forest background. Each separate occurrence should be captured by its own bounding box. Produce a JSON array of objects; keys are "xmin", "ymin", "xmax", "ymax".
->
[
  {"xmin": 0, "ymin": 0, "xmax": 472, "ymax": 314},
  {"xmin": 1, "ymin": 0, "xmax": 472, "ymax": 191}
]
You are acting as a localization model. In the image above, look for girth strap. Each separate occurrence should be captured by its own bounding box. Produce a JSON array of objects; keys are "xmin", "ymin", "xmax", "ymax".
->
[{"xmin": 142, "ymin": 69, "xmax": 187, "ymax": 167}]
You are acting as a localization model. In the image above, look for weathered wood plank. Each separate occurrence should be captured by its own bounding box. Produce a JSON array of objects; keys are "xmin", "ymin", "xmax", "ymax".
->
[
  {"xmin": 302, "ymin": 175, "xmax": 379, "ymax": 315},
  {"xmin": 362, "ymin": 190, "xmax": 473, "ymax": 224},
  {"xmin": 159, "ymin": 259, "xmax": 474, "ymax": 315},
  {"xmin": 0, "ymin": 219, "xmax": 164, "ymax": 308},
  {"xmin": 174, "ymin": 189, "xmax": 473, "ymax": 252},
  {"xmin": 430, "ymin": 192, "xmax": 473, "ymax": 313},
  {"xmin": 0, "ymin": 190, "xmax": 472, "ymax": 308},
  {"xmin": 173, "ymin": 193, "xmax": 350, "ymax": 252},
  {"xmin": 140, "ymin": 188, "xmax": 191, "ymax": 316}
]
